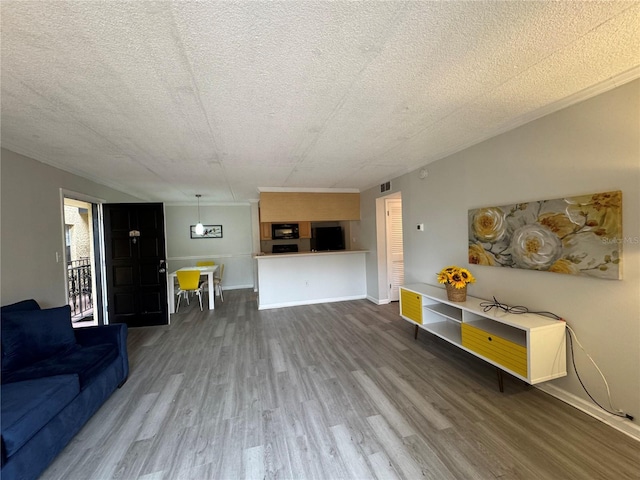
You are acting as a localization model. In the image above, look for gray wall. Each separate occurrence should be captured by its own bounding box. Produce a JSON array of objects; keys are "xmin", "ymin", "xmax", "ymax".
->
[
  {"xmin": 164, "ymin": 204, "xmax": 255, "ymax": 290},
  {"xmin": 360, "ymin": 79, "xmax": 640, "ymax": 430},
  {"xmin": 1, "ymin": 148, "xmax": 143, "ymax": 306}
]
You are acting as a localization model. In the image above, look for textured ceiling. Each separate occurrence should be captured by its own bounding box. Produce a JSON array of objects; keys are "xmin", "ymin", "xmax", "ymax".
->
[{"xmin": 2, "ymin": 1, "xmax": 639, "ymax": 204}]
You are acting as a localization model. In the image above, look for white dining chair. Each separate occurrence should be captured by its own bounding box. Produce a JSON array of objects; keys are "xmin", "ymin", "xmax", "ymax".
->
[{"xmin": 202, "ymin": 264, "xmax": 224, "ymax": 303}]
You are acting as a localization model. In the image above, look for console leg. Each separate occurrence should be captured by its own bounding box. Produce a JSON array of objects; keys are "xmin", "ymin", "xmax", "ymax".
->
[
  {"xmin": 414, "ymin": 324, "xmax": 419, "ymax": 340},
  {"xmin": 496, "ymin": 368, "xmax": 504, "ymax": 393}
]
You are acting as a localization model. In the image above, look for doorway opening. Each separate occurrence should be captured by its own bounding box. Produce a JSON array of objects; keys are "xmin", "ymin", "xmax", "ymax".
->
[
  {"xmin": 375, "ymin": 191, "xmax": 404, "ymax": 304},
  {"xmin": 63, "ymin": 197, "xmax": 100, "ymax": 327},
  {"xmin": 386, "ymin": 195, "xmax": 404, "ymax": 301}
]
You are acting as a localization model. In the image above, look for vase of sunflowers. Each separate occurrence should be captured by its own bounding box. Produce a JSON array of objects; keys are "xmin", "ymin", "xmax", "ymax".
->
[{"xmin": 437, "ymin": 266, "xmax": 476, "ymax": 302}]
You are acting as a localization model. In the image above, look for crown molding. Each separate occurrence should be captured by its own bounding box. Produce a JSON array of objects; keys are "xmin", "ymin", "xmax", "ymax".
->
[{"xmin": 257, "ymin": 187, "xmax": 360, "ymax": 194}]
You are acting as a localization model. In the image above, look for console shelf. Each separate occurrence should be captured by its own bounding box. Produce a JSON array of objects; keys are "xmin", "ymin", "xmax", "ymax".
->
[
  {"xmin": 425, "ymin": 302, "xmax": 462, "ymax": 323},
  {"xmin": 400, "ymin": 284, "xmax": 566, "ymax": 386}
]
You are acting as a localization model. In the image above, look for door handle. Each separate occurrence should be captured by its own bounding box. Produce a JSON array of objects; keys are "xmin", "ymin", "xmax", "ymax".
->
[{"xmin": 158, "ymin": 260, "xmax": 166, "ymax": 274}]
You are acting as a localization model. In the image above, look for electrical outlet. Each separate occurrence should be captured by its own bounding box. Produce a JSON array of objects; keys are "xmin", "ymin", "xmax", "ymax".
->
[{"xmin": 416, "ymin": 224, "xmax": 424, "ymax": 231}]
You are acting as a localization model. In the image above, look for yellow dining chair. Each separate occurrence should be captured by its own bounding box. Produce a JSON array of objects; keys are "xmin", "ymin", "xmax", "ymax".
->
[{"xmin": 175, "ymin": 270, "xmax": 204, "ymax": 312}]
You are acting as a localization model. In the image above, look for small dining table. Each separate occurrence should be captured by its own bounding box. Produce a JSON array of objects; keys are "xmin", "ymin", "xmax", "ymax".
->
[{"xmin": 168, "ymin": 265, "xmax": 219, "ymax": 313}]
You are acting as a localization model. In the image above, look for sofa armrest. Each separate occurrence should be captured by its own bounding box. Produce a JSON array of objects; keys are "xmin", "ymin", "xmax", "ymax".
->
[
  {"xmin": 73, "ymin": 324, "xmax": 129, "ymax": 380},
  {"xmin": 73, "ymin": 324, "xmax": 123, "ymax": 345}
]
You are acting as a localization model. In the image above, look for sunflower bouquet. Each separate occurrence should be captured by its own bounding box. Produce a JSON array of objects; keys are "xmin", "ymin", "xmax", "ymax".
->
[{"xmin": 437, "ymin": 266, "xmax": 476, "ymax": 289}]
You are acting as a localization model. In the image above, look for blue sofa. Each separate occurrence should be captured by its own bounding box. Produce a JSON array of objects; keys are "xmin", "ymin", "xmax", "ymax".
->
[{"xmin": 1, "ymin": 299, "xmax": 129, "ymax": 480}]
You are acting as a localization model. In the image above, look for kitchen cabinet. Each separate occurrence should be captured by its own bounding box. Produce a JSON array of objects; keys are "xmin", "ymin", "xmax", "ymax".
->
[
  {"xmin": 259, "ymin": 192, "xmax": 360, "ymax": 222},
  {"xmin": 260, "ymin": 222, "xmax": 271, "ymax": 240},
  {"xmin": 299, "ymin": 221, "xmax": 311, "ymax": 239}
]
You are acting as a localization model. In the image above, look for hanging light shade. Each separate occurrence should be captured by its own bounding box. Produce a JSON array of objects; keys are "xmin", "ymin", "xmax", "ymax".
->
[{"xmin": 195, "ymin": 194, "xmax": 204, "ymax": 235}]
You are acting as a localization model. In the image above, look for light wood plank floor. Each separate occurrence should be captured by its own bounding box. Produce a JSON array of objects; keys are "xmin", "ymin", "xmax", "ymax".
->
[{"xmin": 42, "ymin": 290, "xmax": 639, "ymax": 480}]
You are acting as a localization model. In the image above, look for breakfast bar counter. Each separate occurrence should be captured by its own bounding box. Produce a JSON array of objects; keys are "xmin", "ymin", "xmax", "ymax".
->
[{"xmin": 254, "ymin": 250, "xmax": 368, "ymax": 310}]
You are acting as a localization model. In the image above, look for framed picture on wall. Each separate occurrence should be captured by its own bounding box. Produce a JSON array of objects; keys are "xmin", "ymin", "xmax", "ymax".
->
[{"xmin": 190, "ymin": 225, "xmax": 223, "ymax": 239}]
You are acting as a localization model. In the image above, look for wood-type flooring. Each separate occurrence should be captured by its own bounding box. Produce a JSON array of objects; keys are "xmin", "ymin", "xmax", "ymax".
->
[{"xmin": 41, "ymin": 289, "xmax": 639, "ymax": 479}]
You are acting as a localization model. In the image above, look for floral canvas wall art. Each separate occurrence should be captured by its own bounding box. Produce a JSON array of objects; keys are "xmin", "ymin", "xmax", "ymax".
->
[{"xmin": 468, "ymin": 191, "xmax": 622, "ymax": 279}]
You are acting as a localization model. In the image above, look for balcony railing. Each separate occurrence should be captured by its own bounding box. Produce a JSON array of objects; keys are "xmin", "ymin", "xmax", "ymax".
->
[{"xmin": 67, "ymin": 258, "xmax": 93, "ymax": 321}]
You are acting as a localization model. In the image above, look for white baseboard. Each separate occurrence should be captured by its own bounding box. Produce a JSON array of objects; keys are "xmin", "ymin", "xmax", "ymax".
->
[
  {"xmin": 222, "ymin": 284, "xmax": 254, "ymax": 291},
  {"xmin": 366, "ymin": 296, "xmax": 390, "ymax": 305},
  {"xmin": 536, "ymin": 383, "xmax": 640, "ymax": 442},
  {"xmin": 257, "ymin": 294, "xmax": 367, "ymax": 310}
]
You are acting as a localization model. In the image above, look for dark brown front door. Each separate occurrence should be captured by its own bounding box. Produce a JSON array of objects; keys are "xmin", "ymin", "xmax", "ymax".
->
[{"xmin": 103, "ymin": 203, "xmax": 168, "ymax": 327}]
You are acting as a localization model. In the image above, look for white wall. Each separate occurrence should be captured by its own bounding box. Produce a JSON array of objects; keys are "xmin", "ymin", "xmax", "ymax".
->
[
  {"xmin": 256, "ymin": 251, "xmax": 367, "ymax": 309},
  {"xmin": 164, "ymin": 204, "xmax": 255, "ymax": 290},
  {"xmin": 361, "ymin": 80, "xmax": 640, "ymax": 434},
  {"xmin": 1, "ymin": 149, "xmax": 143, "ymax": 306}
]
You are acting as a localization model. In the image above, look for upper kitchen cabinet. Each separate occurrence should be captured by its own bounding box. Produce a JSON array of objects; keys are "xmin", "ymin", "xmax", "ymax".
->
[
  {"xmin": 259, "ymin": 192, "xmax": 360, "ymax": 223},
  {"xmin": 260, "ymin": 222, "xmax": 272, "ymax": 240},
  {"xmin": 298, "ymin": 221, "xmax": 311, "ymax": 239}
]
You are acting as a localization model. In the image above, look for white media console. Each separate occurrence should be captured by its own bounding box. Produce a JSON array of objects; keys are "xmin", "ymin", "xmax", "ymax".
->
[{"xmin": 399, "ymin": 284, "xmax": 567, "ymax": 389}]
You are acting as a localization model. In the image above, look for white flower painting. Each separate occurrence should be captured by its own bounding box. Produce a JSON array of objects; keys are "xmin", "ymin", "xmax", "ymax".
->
[{"xmin": 468, "ymin": 191, "xmax": 622, "ymax": 280}]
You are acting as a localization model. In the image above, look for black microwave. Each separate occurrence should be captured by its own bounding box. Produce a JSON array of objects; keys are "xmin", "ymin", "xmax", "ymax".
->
[{"xmin": 272, "ymin": 223, "xmax": 299, "ymax": 239}]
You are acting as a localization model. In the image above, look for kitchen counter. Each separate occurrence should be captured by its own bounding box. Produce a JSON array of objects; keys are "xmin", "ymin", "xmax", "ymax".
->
[
  {"xmin": 254, "ymin": 250, "xmax": 368, "ymax": 310},
  {"xmin": 255, "ymin": 249, "xmax": 368, "ymax": 258}
]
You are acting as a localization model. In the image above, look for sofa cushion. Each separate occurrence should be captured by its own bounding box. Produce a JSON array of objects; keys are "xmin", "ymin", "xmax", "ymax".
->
[
  {"xmin": 1, "ymin": 306, "xmax": 77, "ymax": 376},
  {"xmin": 1, "ymin": 375, "xmax": 80, "ymax": 459},
  {"xmin": 1, "ymin": 344, "xmax": 118, "ymax": 389},
  {"xmin": 0, "ymin": 299, "xmax": 41, "ymax": 314}
]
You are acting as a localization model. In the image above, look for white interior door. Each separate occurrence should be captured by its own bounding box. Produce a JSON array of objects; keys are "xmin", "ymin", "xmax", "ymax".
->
[{"xmin": 386, "ymin": 197, "xmax": 404, "ymax": 301}]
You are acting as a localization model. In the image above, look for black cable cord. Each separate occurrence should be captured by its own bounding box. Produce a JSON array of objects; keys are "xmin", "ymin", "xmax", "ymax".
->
[
  {"xmin": 567, "ymin": 328, "xmax": 632, "ymax": 420},
  {"xmin": 479, "ymin": 296, "xmax": 562, "ymax": 320},
  {"xmin": 480, "ymin": 296, "xmax": 634, "ymax": 421}
]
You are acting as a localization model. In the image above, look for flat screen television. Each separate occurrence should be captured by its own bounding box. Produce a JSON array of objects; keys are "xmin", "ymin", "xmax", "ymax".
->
[{"xmin": 311, "ymin": 226, "xmax": 345, "ymax": 251}]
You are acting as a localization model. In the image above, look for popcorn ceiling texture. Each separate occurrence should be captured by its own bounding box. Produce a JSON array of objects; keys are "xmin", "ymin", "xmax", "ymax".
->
[{"xmin": 1, "ymin": 1, "xmax": 639, "ymax": 203}]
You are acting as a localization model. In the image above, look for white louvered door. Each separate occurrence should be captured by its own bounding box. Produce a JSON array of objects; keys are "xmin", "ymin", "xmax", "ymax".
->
[{"xmin": 386, "ymin": 198, "xmax": 404, "ymax": 301}]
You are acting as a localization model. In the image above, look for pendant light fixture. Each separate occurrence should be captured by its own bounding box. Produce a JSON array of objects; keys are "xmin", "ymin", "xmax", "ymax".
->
[{"xmin": 195, "ymin": 194, "xmax": 204, "ymax": 235}]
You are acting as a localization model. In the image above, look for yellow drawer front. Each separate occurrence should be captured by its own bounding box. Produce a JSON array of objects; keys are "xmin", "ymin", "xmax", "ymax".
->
[
  {"xmin": 461, "ymin": 324, "xmax": 528, "ymax": 377},
  {"xmin": 400, "ymin": 289, "xmax": 422, "ymax": 324}
]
